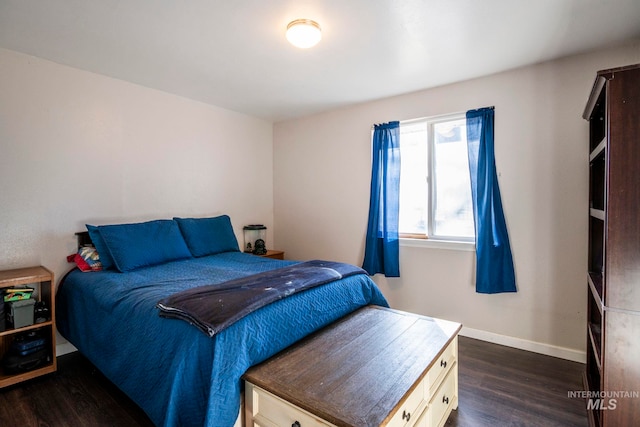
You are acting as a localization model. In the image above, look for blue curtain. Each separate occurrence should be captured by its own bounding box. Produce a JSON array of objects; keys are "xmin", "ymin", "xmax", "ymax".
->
[
  {"xmin": 466, "ymin": 107, "xmax": 516, "ymax": 293},
  {"xmin": 362, "ymin": 121, "xmax": 401, "ymax": 277}
]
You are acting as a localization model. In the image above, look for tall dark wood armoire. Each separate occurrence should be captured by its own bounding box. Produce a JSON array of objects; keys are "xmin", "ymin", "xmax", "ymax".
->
[{"xmin": 583, "ymin": 63, "xmax": 640, "ymax": 426}]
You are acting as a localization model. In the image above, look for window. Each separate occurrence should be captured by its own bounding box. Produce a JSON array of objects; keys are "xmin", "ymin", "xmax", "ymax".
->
[{"xmin": 398, "ymin": 113, "xmax": 475, "ymax": 241}]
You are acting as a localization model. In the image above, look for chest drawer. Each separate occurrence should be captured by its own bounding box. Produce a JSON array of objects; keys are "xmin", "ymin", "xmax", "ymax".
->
[
  {"xmin": 413, "ymin": 367, "xmax": 457, "ymax": 427},
  {"xmin": 247, "ymin": 383, "xmax": 333, "ymax": 427},
  {"xmin": 428, "ymin": 366, "xmax": 457, "ymax": 427},
  {"xmin": 385, "ymin": 377, "xmax": 427, "ymax": 426},
  {"xmin": 424, "ymin": 338, "xmax": 457, "ymax": 395},
  {"xmin": 387, "ymin": 338, "xmax": 457, "ymax": 427}
]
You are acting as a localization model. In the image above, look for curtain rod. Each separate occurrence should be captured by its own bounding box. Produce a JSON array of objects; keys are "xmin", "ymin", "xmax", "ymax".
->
[{"xmin": 370, "ymin": 106, "xmax": 494, "ymax": 130}]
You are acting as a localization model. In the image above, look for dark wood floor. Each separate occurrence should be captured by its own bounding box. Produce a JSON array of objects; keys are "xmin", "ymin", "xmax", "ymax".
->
[
  {"xmin": 446, "ymin": 337, "xmax": 587, "ymax": 427},
  {"xmin": 0, "ymin": 336, "xmax": 588, "ymax": 426},
  {"xmin": 0, "ymin": 353, "xmax": 155, "ymax": 427}
]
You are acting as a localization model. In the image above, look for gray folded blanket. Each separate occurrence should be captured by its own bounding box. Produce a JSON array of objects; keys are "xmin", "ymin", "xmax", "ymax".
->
[{"xmin": 156, "ymin": 260, "xmax": 367, "ymax": 336}]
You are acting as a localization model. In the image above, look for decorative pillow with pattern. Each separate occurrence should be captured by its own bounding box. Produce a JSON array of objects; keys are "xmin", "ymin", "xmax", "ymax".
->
[{"xmin": 67, "ymin": 246, "xmax": 102, "ymax": 272}]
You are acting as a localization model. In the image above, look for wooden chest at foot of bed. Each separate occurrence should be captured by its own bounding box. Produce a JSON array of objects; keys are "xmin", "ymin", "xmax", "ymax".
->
[{"xmin": 243, "ymin": 305, "xmax": 462, "ymax": 427}]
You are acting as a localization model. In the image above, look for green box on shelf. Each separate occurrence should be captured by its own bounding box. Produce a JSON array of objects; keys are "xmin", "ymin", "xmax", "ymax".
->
[{"xmin": 8, "ymin": 299, "xmax": 35, "ymax": 329}]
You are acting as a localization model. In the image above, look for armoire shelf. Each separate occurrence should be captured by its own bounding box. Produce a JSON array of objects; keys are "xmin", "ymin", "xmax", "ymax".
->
[{"xmin": 589, "ymin": 139, "xmax": 606, "ymax": 161}]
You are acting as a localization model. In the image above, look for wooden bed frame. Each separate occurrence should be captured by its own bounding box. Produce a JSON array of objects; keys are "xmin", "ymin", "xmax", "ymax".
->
[{"xmin": 74, "ymin": 231, "xmax": 92, "ymax": 248}]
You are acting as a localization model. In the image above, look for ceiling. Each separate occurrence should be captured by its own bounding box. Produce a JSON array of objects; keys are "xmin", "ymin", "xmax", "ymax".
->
[{"xmin": 1, "ymin": 1, "xmax": 639, "ymax": 122}]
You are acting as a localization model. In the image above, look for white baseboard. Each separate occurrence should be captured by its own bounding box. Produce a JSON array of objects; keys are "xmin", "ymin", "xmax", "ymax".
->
[{"xmin": 460, "ymin": 326, "xmax": 586, "ymax": 363}]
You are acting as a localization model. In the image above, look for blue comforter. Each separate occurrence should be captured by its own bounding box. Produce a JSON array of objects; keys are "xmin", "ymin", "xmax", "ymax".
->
[{"xmin": 56, "ymin": 252, "xmax": 388, "ymax": 427}]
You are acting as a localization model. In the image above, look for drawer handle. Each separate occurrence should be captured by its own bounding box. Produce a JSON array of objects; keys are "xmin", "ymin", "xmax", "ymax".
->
[
  {"xmin": 440, "ymin": 359, "xmax": 447, "ymax": 368},
  {"xmin": 443, "ymin": 395, "xmax": 449, "ymax": 405},
  {"xmin": 402, "ymin": 410, "xmax": 411, "ymax": 421},
  {"xmin": 292, "ymin": 422, "xmax": 301, "ymax": 427}
]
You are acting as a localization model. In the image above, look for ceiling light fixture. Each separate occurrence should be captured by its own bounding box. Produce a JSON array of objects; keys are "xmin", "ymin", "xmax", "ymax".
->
[{"xmin": 286, "ymin": 19, "xmax": 322, "ymax": 49}]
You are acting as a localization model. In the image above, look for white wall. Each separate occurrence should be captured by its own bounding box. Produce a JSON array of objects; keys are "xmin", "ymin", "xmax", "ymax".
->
[
  {"xmin": 3, "ymin": 40, "xmax": 639, "ymax": 360},
  {"xmin": 273, "ymin": 40, "xmax": 640, "ymax": 359},
  {"xmin": 0, "ymin": 48, "xmax": 274, "ymax": 282}
]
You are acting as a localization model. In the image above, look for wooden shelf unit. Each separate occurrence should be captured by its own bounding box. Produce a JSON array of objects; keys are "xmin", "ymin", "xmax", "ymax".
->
[
  {"xmin": 583, "ymin": 64, "xmax": 640, "ymax": 426},
  {"xmin": 0, "ymin": 266, "xmax": 57, "ymax": 388}
]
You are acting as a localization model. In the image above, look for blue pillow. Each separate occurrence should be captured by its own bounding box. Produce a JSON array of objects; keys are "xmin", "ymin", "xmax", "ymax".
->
[
  {"xmin": 97, "ymin": 220, "xmax": 192, "ymax": 272},
  {"xmin": 86, "ymin": 224, "xmax": 115, "ymax": 270},
  {"xmin": 174, "ymin": 215, "xmax": 240, "ymax": 257}
]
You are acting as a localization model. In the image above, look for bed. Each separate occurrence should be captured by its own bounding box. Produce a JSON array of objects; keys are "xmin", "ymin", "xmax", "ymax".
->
[{"xmin": 55, "ymin": 216, "xmax": 388, "ymax": 427}]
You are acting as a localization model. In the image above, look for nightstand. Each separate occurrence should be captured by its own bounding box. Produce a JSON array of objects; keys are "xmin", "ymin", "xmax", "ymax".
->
[{"xmin": 259, "ymin": 250, "xmax": 284, "ymax": 260}]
